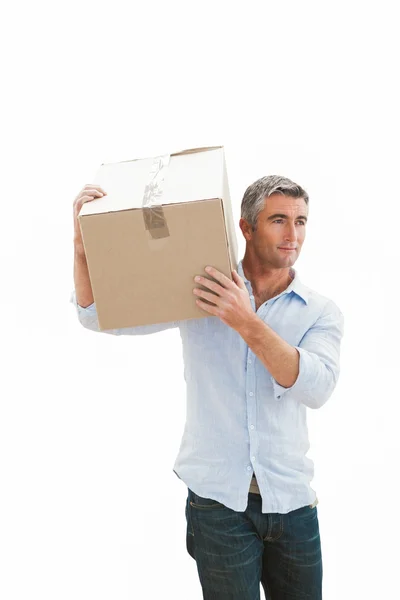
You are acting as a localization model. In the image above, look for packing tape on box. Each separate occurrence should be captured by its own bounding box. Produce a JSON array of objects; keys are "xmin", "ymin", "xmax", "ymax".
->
[{"xmin": 142, "ymin": 154, "xmax": 170, "ymax": 239}]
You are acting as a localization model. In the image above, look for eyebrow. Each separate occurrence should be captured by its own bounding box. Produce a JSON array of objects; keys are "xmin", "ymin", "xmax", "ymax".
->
[{"xmin": 267, "ymin": 213, "xmax": 308, "ymax": 222}]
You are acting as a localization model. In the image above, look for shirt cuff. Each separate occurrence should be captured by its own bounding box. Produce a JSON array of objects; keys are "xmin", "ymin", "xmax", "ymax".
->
[{"xmin": 70, "ymin": 289, "xmax": 95, "ymax": 312}]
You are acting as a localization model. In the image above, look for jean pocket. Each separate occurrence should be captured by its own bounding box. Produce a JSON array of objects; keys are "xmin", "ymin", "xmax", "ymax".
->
[
  {"xmin": 287, "ymin": 504, "xmax": 315, "ymax": 518},
  {"xmin": 185, "ymin": 496, "xmax": 195, "ymax": 538},
  {"xmin": 189, "ymin": 490, "xmax": 226, "ymax": 510}
]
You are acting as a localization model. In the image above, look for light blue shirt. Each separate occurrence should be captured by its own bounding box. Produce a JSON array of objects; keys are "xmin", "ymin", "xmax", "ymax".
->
[{"xmin": 70, "ymin": 260, "xmax": 344, "ymax": 514}]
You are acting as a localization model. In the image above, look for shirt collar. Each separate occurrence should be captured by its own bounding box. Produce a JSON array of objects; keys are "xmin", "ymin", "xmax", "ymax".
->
[{"xmin": 237, "ymin": 259, "xmax": 309, "ymax": 305}]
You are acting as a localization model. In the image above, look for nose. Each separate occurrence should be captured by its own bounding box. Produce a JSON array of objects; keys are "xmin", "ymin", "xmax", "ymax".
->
[{"xmin": 284, "ymin": 222, "xmax": 297, "ymax": 243}]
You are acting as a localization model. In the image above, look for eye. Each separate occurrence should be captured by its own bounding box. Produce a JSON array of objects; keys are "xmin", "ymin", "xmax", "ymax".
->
[{"xmin": 272, "ymin": 219, "xmax": 306, "ymax": 225}]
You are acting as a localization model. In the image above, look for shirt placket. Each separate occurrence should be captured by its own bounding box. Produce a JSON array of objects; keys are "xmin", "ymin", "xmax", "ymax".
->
[
  {"xmin": 245, "ymin": 288, "xmax": 259, "ymax": 476},
  {"xmin": 245, "ymin": 292, "xmax": 272, "ymax": 486}
]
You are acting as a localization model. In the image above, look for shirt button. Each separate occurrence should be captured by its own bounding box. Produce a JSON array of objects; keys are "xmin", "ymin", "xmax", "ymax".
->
[
  {"xmin": 251, "ymin": 456, "xmax": 256, "ymax": 461},
  {"xmin": 247, "ymin": 466, "xmax": 252, "ymax": 471},
  {"xmin": 249, "ymin": 392, "xmax": 254, "ymax": 397},
  {"xmin": 248, "ymin": 359, "xmax": 252, "ymax": 364},
  {"xmin": 277, "ymin": 395, "xmax": 281, "ymax": 399},
  {"xmin": 250, "ymin": 425, "xmax": 255, "ymax": 430}
]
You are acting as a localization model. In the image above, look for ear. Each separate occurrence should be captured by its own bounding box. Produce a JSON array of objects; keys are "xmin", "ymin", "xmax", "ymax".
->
[{"xmin": 239, "ymin": 218, "xmax": 253, "ymax": 241}]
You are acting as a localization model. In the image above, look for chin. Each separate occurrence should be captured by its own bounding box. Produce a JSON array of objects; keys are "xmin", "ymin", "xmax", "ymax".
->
[{"xmin": 278, "ymin": 255, "xmax": 297, "ymax": 267}]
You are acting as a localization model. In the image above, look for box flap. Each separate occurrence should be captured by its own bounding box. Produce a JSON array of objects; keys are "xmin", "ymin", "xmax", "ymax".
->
[
  {"xmin": 170, "ymin": 146, "xmax": 223, "ymax": 156},
  {"xmin": 79, "ymin": 146, "xmax": 225, "ymax": 217}
]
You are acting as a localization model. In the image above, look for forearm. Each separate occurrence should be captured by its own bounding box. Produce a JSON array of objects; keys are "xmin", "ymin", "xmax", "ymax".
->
[
  {"xmin": 73, "ymin": 243, "xmax": 94, "ymax": 308},
  {"xmin": 239, "ymin": 314, "xmax": 299, "ymax": 388}
]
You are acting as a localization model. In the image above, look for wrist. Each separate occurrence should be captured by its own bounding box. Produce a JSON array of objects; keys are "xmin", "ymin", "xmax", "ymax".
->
[{"xmin": 238, "ymin": 311, "xmax": 260, "ymax": 338}]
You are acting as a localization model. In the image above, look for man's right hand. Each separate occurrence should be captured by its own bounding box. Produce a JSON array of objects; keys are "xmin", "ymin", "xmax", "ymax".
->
[{"xmin": 73, "ymin": 184, "xmax": 107, "ymax": 254}]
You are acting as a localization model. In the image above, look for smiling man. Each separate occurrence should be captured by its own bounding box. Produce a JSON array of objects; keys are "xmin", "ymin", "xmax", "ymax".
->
[{"xmin": 71, "ymin": 175, "xmax": 344, "ymax": 600}]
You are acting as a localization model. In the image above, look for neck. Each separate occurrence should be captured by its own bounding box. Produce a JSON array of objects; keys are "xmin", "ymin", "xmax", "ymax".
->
[{"xmin": 241, "ymin": 254, "xmax": 294, "ymax": 298}]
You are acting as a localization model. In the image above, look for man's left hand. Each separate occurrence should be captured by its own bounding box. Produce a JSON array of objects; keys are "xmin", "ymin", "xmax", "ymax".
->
[{"xmin": 193, "ymin": 266, "xmax": 255, "ymax": 331}]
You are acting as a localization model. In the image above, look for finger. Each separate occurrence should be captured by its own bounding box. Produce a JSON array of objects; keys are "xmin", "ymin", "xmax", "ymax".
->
[
  {"xmin": 74, "ymin": 190, "xmax": 105, "ymax": 207},
  {"xmin": 84, "ymin": 184, "xmax": 107, "ymax": 194},
  {"xmin": 81, "ymin": 188, "xmax": 105, "ymax": 197},
  {"xmin": 194, "ymin": 276, "xmax": 224, "ymax": 295},
  {"xmin": 204, "ymin": 266, "xmax": 234, "ymax": 289},
  {"xmin": 79, "ymin": 194, "xmax": 98, "ymax": 201},
  {"xmin": 195, "ymin": 298, "xmax": 219, "ymax": 316},
  {"xmin": 193, "ymin": 288, "xmax": 220, "ymax": 305},
  {"xmin": 74, "ymin": 187, "xmax": 106, "ymax": 202},
  {"xmin": 232, "ymin": 270, "xmax": 246, "ymax": 290}
]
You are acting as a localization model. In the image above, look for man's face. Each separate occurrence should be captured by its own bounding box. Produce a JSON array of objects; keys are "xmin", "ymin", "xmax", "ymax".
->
[{"xmin": 241, "ymin": 193, "xmax": 308, "ymax": 268}]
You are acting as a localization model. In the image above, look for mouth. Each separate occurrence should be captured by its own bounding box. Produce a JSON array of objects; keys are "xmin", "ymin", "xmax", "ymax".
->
[{"xmin": 278, "ymin": 247, "xmax": 297, "ymax": 252}]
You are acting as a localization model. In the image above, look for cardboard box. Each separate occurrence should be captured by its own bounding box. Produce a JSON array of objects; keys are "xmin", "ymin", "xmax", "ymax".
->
[{"xmin": 78, "ymin": 146, "xmax": 238, "ymax": 330}]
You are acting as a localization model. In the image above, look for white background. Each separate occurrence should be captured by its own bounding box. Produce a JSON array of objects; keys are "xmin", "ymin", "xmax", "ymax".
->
[{"xmin": 1, "ymin": 1, "xmax": 399, "ymax": 598}]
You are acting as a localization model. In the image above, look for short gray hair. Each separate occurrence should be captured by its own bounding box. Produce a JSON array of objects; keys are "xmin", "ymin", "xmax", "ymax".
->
[{"xmin": 241, "ymin": 175, "xmax": 309, "ymax": 230}]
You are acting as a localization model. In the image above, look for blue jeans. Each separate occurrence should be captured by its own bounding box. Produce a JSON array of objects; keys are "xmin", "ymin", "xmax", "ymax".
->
[{"xmin": 185, "ymin": 489, "xmax": 322, "ymax": 599}]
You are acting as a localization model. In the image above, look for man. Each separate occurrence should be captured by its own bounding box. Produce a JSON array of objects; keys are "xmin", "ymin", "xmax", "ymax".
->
[{"xmin": 71, "ymin": 175, "xmax": 344, "ymax": 599}]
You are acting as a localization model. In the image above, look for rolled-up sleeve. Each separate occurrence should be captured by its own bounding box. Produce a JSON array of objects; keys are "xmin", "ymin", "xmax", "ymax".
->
[
  {"xmin": 271, "ymin": 300, "xmax": 344, "ymax": 409},
  {"xmin": 70, "ymin": 289, "xmax": 178, "ymax": 336}
]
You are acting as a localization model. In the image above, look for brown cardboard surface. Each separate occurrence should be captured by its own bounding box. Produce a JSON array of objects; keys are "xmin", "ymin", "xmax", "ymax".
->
[{"xmin": 78, "ymin": 147, "xmax": 238, "ymax": 330}]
